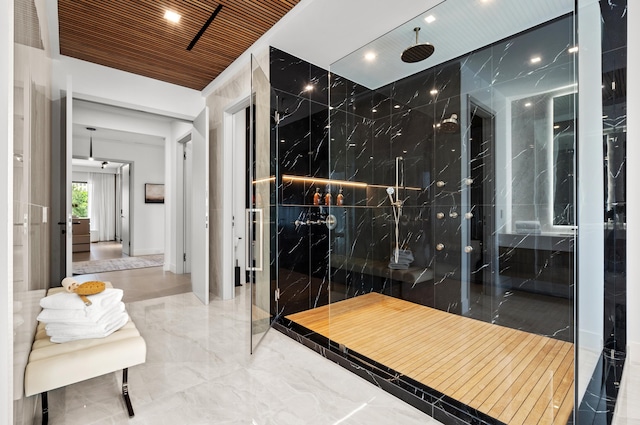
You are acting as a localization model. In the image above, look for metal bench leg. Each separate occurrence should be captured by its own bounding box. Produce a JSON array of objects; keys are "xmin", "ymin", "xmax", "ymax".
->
[
  {"xmin": 122, "ymin": 368, "xmax": 135, "ymax": 417},
  {"xmin": 41, "ymin": 392, "xmax": 48, "ymax": 425}
]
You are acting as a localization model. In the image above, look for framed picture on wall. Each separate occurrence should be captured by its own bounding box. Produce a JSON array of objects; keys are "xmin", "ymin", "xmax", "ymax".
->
[{"xmin": 145, "ymin": 183, "xmax": 165, "ymax": 203}]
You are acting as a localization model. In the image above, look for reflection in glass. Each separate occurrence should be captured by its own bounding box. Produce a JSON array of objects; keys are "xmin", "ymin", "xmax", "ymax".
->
[{"xmin": 553, "ymin": 93, "xmax": 575, "ymax": 226}]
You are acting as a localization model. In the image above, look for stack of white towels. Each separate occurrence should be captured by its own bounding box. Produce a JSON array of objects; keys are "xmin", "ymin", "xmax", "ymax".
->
[{"xmin": 37, "ymin": 286, "xmax": 129, "ymax": 343}]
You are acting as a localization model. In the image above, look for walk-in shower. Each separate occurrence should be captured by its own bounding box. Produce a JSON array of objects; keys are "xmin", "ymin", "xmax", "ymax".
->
[{"xmin": 271, "ymin": 0, "xmax": 623, "ymax": 423}]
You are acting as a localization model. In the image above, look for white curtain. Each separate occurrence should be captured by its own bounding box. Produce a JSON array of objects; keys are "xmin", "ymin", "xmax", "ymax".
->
[{"xmin": 88, "ymin": 173, "xmax": 116, "ymax": 241}]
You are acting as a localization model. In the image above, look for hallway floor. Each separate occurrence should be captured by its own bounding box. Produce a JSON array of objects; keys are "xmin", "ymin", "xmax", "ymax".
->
[
  {"xmin": 36, "ymin": 285, "xmax": 442, "ymax": 425},
  {"xmin": 71, "ymin": 242, "xmax": 191, "ymax": 303}
]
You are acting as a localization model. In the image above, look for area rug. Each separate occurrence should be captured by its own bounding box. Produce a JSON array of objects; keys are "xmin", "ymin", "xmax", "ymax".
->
[{"xmin": 73, "ymin": 254, "xmax": 164, "ymax": 275}]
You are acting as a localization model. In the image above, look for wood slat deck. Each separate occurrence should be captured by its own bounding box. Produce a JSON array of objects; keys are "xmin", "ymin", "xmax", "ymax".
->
[{"xmin": 286, "ymin": 293, "xmax": 574, "ymax": 425}]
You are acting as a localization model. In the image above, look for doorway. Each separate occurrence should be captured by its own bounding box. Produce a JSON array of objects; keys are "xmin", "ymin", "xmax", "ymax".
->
[{"xmin": 70, "ymin": 158, "xmax": 132, "ymax": 272}]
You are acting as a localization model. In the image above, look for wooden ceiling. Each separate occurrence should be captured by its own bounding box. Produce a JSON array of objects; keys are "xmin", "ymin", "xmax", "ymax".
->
[{"xmin": 57, "ymin": 0, "xmax": 301, "ymax": 91}]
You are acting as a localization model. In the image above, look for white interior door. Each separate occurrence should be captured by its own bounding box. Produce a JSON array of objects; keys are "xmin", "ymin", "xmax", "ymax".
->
[
  {"xmin": 184, "ymin": 141, "xmax": 192, "ymax": 273},
  {"xmin": 65, "ymin": 82, "xmax": 73, "ymax": 276},
  {"xmin": 121, "ymin": 163, "xmax": 131, "ymax": 255},
  {"xmin": 191, "ymin": 107, "xmax": 210, "ymax": 304}
]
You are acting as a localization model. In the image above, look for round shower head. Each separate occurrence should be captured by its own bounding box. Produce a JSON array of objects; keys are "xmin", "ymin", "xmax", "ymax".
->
[
  {"xmin": 386, "ymin": 187, "xmax": 395, "ymax": 195},
  {"xmin": 401, "ymin": 27, "xmax": 434, "ymax": 63},
  {"xmin": 440, "ymin": 114, "xmax": 459, "ymax": 133}
]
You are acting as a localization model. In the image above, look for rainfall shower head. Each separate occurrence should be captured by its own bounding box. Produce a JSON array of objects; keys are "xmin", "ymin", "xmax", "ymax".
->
[
  {"xmin": 401, "ymin": 27, "xmax": 434, "ymax": 63},
  {"xmin": 440, "ymin": 114, "xmax": 459, "ymax": 133}
]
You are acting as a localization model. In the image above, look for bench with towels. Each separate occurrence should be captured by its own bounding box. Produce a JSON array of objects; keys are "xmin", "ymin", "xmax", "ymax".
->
[{"xmin": 24, "ymin": 282, "xmax": 146, "ymax": 425}]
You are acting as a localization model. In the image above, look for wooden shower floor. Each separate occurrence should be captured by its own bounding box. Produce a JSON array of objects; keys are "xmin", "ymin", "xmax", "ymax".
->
[{"xmin": 286, "ymin": 293, "xmax": 574, "ymax": 425}]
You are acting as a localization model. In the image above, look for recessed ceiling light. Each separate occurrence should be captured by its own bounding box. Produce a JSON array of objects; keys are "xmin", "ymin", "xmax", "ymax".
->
[
  {"xmin": 304, "ymin": 84, "xmax": 314, "ymax": 91},
  {"xmin": 430, "ymin": 89, "xmax": 438, "ymax": 95},
  {"xmin": 524, "ymin": 102, "xmax": 532, "ymax": 107},
  {"xmin": 568, "ymin": 46, "xmax": 579, "ymax": 53},
  {"xmin": 530, "ymin": 56, "xmax": 541, "ymax": 64},
  {"xmin": 364, "ymin": 52, "xmax": 377, "ymax": 61},
  {"xmin": 394, "ymin": 105, "xmax": 401, "ymax": 109},
  {"xmin": 553, "ymin": 125, "xmax": 560, "ymax": 129},
  {"xmin": 164, "ymin": 10, "xmax": 181, "ymax": 23},
  {"xmin": 424, "ymin": 15, "xmax": 436, "ymax": 24},
  {"xmin": 372, "ymin": 108, "xmax": 377, "ymax": 113}
]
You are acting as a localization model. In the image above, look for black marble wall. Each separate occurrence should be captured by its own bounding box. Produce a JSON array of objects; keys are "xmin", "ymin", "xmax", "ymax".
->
[
  {"xmin": 271, "ymin": 47, "xmax": 331, "ymax": 317},
  {"xmin": 328, "ymin": 62, "xmax": 463, "ymax": 312},
  {"xmin": 601, "ymin": 0, "xmax": 627, "ymax": 358}
]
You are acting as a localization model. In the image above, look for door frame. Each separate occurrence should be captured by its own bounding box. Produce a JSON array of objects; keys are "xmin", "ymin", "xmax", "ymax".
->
[
  {"xmin": 223, "ymin": 94, "xmax": 251, "ymax": 300},
  {"xmin": 176, "ymin": 131, "xmax": 192, "ymax": 274},
  {"xmin": 461, "ymin": 96, "xmax": 496, "ymax": 314},
  {"xmin": 120, "ymin": 162, "xmax": 133, "ymax": 256}
]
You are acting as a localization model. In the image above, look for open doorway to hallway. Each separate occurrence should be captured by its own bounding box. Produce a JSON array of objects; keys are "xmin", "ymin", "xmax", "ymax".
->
[{"xmin": 70, "ymin": 158, "xmax": 140, "ymax": 274}]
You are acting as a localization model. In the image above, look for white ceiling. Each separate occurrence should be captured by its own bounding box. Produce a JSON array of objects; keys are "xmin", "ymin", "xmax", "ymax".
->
[
  {"xmin": 72, "ymin": 124, "xmax": 165, "ymax": 147},
  {"xmin": 72, "ymin": 158, "xmax": 123, "ymax": 170},
  {"xmin": 270, "ymin": 0, "xmax": 574, "ymax": 89}
]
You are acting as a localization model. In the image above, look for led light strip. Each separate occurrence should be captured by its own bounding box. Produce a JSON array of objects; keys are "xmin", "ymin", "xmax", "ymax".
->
[{"xmin": 282, "ymin": 175, "xmax": 368, "ymax": 188}]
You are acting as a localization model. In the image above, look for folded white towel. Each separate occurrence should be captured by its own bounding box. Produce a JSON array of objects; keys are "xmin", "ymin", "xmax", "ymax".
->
[
  {"xmin": 40, "ymin": 288, "xmax": 123, "ymax": 310},
  {"xmin": 37, "ymin": 302, "xmax": 125, "ymax": 324},
  {"xmin": 48, "ymin": 314, "xmax": 129, "ymax": 343},
  {"xmin": 46, "ymin": 312, "xmax": 129, "ymax": 341}
]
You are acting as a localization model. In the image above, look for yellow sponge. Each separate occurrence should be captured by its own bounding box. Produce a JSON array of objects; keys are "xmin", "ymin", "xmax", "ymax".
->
[{"xmin": 74, "ymin": 281, "xmax": 106, "ymax": 295}]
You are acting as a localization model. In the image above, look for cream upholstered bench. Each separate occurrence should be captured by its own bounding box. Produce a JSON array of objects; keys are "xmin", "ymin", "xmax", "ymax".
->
[{"xmin": 24, "ymin": 285, "xmax": 146, "ymax": 425}]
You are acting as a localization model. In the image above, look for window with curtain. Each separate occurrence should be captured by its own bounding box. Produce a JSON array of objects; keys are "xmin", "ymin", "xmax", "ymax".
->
[{"xmin": 88, "ymin": 173, "xmax": 116, "ymax": 241}]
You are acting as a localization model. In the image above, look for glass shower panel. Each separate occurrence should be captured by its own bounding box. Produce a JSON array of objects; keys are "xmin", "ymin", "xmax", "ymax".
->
[
  {"xmin": 327, "ymin": 2, "xmax": 577, "ymax": 423},
  {"xmin": 250, "ymin": 55, "xmax": 277, "ymax": 353}
]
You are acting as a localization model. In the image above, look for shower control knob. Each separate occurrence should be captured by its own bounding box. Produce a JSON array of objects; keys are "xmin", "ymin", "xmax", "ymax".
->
[
  {"xmin": 464, "ymin": 246, "xmax": 474, "ymax": 253},
  {"xmin": 465, "ymin": 212, "xmax": 474, "ymax": 219},
  {"xmin": 436, "ymin": 212, "xmax": 445, "ymax": 219},
  {"xmin": 436, "ymin": 243, "xmax": 445, "ymax": 251},
  {"xmin": 325, "ymin": 214, "xmax": 337, "ymax": 230},
  {"xmin": 464, "ymin": 178, "xmax": 474, "ymax": 186},
  {"xmin": 436, "ymin": 181, "xmax": 446, "ymax": 187},
  {"xmin": 449, "ymin": 211, "xmax": 458, "ymax": 219}
]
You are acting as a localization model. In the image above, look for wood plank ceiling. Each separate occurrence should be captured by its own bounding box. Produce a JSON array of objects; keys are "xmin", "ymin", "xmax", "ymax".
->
[{"xmin": 57, "ymin": 0, "xmax": 301, "ymax": 90}]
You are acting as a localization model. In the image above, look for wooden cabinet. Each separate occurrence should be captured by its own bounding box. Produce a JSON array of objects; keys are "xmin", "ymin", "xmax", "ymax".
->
[{"xmin": 72, "ymin": 218, "xmax": 90, "ymax": 252}]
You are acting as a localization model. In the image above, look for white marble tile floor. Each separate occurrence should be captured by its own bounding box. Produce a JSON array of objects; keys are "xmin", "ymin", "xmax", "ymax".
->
[
  {"xmin": 613, "ymin": 361, "xmax": 640, "ymax": 425},
  {"xmin": 39, "ymin": 285, "xmax": 442, "ymax": 425}
]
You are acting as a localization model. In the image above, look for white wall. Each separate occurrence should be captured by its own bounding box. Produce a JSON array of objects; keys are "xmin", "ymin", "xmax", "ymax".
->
[
  {"xmin": 1, "ymin": 0, "xmax": 13, "ymax": 422},
  {"xmin": 54, "ymin": 56, "xmax": 204, "ymax": 120},
  {"xmin": 628, "ymin": 0, "xmax": 640, "ymax": 364}
]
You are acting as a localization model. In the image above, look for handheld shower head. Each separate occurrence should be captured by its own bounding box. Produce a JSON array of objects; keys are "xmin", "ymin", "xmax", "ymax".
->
[{"xmin": 386, "ymin": 187, "xmax": 395, "ymax": 195}]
